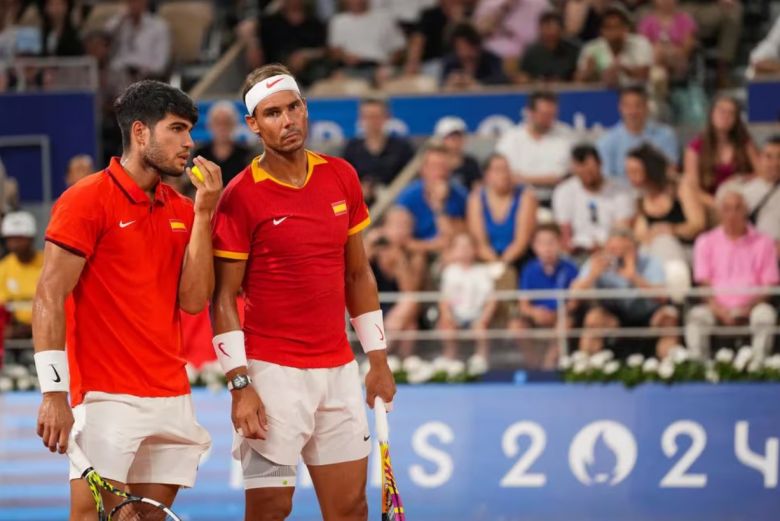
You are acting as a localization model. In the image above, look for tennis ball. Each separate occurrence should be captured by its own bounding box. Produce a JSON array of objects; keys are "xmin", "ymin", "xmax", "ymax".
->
[{"xmin": 191, "ymin": 165, "xmax": 205, "ymax": 183}]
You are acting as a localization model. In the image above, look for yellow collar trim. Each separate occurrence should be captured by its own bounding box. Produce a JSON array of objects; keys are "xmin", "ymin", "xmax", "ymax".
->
[{"xmin": 251, "ymin": 150, "xmax": 327, "ymax": 189}]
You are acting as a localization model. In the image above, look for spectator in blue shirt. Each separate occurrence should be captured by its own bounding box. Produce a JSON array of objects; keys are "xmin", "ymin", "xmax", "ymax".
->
[
  {"xmin": 597, "ymin": 86, "xmax": 679, "ymax": 179},
  {"xmin": 572, "ymin": 227, "xmax": 679, "ymax": 357},
  {"xmin": 467, "ymin": 154, "xmax": 537, "ymax": 267},
  {"xmin": 510, "ymin": 223, "xmax": 578, "ymax": 369},
  {"xmin": 396, "ymin": 143, "xmax": 468, "ymax": 254},
  {"xmin": 518, "ymin": 223, "xmax": 579, "ymax": 326}
]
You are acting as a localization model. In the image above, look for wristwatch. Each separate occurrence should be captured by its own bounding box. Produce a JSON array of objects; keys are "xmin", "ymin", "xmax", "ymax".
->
[{"xmin": 227, "ymin": 374, "xmax": 252, "ymax": 391}]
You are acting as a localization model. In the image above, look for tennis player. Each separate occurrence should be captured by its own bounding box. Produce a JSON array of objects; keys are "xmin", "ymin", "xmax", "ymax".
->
[
  {"xmin": 211, "ymin": 64, "xmax": 397, "ymax": 520},
  {"xmin": 33, "ymin": 80, "xmax": 221, "ymax": 519}
]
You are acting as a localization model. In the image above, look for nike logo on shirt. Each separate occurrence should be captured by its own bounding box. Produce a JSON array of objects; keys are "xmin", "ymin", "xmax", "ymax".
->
[
  {"xmin": 119, "ymin": 220, "xmax": 136, "ymax": 229},
  {"xmin": 273, "ymin": 217, "xmax": 288, "ymax": 226}
]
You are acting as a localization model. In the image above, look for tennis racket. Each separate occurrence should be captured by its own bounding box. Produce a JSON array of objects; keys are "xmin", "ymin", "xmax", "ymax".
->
[
  {"xmin": 67, "ymin": 437, "xmax": 182, "ymax": 521},
  {"xmin": 374, "ymin": 397, "xmax": 405, "ymax": 521}
]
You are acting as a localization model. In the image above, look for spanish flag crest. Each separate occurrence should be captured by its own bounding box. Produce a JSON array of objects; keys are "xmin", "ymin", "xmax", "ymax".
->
[
  {"xmin": 331, "ymin": 200, "xmax": 347, "ymax": 216},
  {"xmin": 170, "ymin": 219, "xmax": 187, "ymax": 232}
]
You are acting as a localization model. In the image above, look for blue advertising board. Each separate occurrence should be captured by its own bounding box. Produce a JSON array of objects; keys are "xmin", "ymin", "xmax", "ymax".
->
[
  {"xmin": 747, "ymin": 80, "xmax": 780, "ymax": 123},
  {"xmin": 193, "ymin": 88, "xmax": 621, "ymax": 144},
  {"xmin": 1, "ymin": 384, "xmax": 779, "ymax": 521},
  {"xmin": 0, "ymin": 92, "xmax": 97, "ymax": 202}
]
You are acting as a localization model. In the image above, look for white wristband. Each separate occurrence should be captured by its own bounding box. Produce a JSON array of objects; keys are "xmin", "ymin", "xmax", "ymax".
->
[
  {"xmin": 350, "ymin": 309, "xmax": 387, "ymax": 353},
  {"xmin": 34, "ymin": 350, "xmax": 69, "ymax": 393},
  {"xmin": 212, "ymin": 330, "xmax": 248, "ymax": 374}
]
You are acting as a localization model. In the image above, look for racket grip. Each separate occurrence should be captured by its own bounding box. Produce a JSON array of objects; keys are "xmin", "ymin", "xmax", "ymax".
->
[
  {"xmin": 374, "ymin": 397, "xmax": 389, "ymax": 442},
  {"xmin": 66, "ymin": 433, "xmax": 92, "ymax": 476}
]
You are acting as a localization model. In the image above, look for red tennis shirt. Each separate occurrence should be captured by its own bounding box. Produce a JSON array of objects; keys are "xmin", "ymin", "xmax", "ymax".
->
[
  {"xmin": 45, "ymin": 158, "xmax": 193, "ymax": 406},
  {"xmin": 212, "ymin": 150, "xmax": 370, "ymax": 368}
]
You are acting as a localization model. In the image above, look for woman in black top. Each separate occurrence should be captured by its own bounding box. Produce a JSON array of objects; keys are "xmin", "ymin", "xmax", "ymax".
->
[
  {"xmin": 38, "ymin": 0, "xmax": 83, "ymax": 56},
  {"xmin": 626, "ymin": 144, "xmax": 705, "ymax": 262}
]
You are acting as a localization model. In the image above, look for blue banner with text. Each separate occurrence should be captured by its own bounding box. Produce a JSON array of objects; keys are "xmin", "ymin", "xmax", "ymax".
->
[{"xmin": 1, "ymin": 384, "xmax": 779, "ymax": 520}]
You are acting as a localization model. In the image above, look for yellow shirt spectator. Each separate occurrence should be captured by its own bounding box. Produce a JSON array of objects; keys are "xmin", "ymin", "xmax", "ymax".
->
[
  {"xmin": 0, "ymin": 249, "xmax": 44, "ymax": 325},
  {"xmin": 0, "ymin": 211, "xmax": 41, "ymax": 332}
]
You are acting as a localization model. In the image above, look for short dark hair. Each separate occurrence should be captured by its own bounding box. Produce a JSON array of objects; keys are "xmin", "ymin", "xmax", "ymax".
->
[
  {"xmin": 619, "ymin": 85, "xmax": 648, "ymax": 100},
  {"xmin": 241, "ymin": 63, "xmax": 294, "ymax": 105},
  {"xmin": 571, "ymin": 143, "xmax": 601, "ymax": 164},
  {"xmin": 449, "ymin": 23, "xmax": 482, "ymax": 48},
  {"xmin": 534, "ymin": 222, "xmax": 562, "ymax": 238},
  {"xmin": 113, "ymin": 80, "xmax": 198, "ymax": 151},
  {"xmin": 528, "ymin": 90, "xmax": 558, "ymax": 111},
  {"xmin": 602, "ymin": 3, "xmax": 632, "ymax": 26},
  {"xmin": 360, "ymin": 95, "xmax": 388, "ymax": 110},
  {"xmin": 539, "ymin": 10, "xmax": 564, "ymax": 27},
  {"xmin": 483, "ymin": 153, "xmax": 507, "ymax": 171},
  {"xmin": 627, "ymin": 143, "xmax": 669, "ymax": 191}
]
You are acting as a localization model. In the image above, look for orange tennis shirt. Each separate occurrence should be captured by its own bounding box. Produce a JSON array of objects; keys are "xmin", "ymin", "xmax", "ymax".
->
[
  {"xmin": 212, "ymin": 150, "xmax": 370, "ymax": 368},
  {"xmin": 45, "ymin": 158, "xmax": 193, "ymax": 406}
]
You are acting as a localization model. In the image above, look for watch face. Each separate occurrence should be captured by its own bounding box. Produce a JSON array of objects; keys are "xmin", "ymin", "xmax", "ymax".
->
[{"xmin": 231, "ymin": 375, "xmax": 249, "ymax": 389}]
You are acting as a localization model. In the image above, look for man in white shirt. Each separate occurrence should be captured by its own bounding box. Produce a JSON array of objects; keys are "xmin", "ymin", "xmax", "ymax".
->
[
  {"xmin": 327, "ymin": 0, "xmax": 405, "ymax": 72},
  {"xmin": 717, "ymin": 136, "xmax": 780, "ymax": 246},
  {"xmin": 748, "ymin": 15, "xmax": 780, "ymax": 77},
  {"xmin": 106, "ymin": 0, "xmax": 171, "ymax": 78},
  {"xmin": 552, "ymin": 144, "xmax": 636, "ymax": 255},
  {"xmin": 494, "ymin": 91, "xmax": 573, "ymax": 188},
  {"xmin": 575, "ymin": 4, "xmax": 652, "ymax": 87}
]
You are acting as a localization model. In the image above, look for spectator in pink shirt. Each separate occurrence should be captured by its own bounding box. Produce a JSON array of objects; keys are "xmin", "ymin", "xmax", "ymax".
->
[
  {"xmin": 638, "ymin": 0, "xmax": 697, "ymax": 82},
  {"xmin": 685, "ymin": 191, "xmax": 779, "ymax": 360},
  {"xmin": 474, "ymin": 0, "xmax": 550, "ymax": 60}
]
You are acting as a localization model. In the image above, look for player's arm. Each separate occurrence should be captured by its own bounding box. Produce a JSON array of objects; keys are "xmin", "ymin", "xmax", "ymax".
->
[
  {"xmin": 345, "ymin": 232, "xmax": 397, "ymax": 409},
  {"xmin": 212, "ymin": 258, "xmax": 267, "ymax": 440},
  {"xmin": 32, "ymin": 242, "xmax": 87, "ymax": 453},
  {"xmin": 179, "ymin": 157, "xmax": 222, "ymax": 314}
]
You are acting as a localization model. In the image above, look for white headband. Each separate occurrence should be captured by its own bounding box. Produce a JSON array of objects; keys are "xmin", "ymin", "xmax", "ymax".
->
[{"xmin": 244, "ymin": 74, "xmax": 301, "ymax": 115}]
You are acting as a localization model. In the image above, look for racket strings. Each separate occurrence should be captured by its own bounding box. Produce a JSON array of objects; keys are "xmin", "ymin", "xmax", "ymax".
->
[{"xmin": 110, "ymin": 500, "xmax": 177, "ymax": 521}]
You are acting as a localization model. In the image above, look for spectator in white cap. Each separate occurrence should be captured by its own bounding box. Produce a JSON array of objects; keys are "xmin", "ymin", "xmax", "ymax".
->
[
  {"xmin": 434, "ymin": 116, "xmax": 481, "ymax": 190},
  {"xmin": 0, "ymin": 211, "xmax": 42, "ymax": 338}
]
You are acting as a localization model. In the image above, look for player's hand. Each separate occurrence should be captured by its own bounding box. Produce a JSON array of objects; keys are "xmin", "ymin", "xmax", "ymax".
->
[
  {"xmin": 188, "ymin": 156, "xmax": 223, "ymax": 214},
  {"xmin": 231, "ymin": 386, "xmax": 268, "ymax": 440},
  {"xmin": 36, "ymin": 392, "xmax": 74, "ymax": 454},
  {"xmin": 365, "ymin": 351, "xmax": 396, "ymax": 409}
]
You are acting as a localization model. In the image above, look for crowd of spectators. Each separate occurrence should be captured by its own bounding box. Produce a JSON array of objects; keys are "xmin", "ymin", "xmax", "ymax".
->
[
  {"xmin": 357, "ymin": 84, "xmax": 780, "ymax": 369},
  {"xmin": 229, "ymin": 0, "xmax": 780, "ymax": 108},
  {"xmin": 1, "ymin": 0, "xmax": 779, "ymax": 371}
]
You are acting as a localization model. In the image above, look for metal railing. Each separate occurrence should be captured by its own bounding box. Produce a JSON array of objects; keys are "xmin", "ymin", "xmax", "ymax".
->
[
  {"xmin": 364, "ymin": 285, "xmax": 780, "ymax": 356},
  {"xmin": 6, "ymin": 286, "xmax": 779, "ymax": 359},
  {"xmin": 3, "ymin": 56, "xmax": 98, "ymax": 92}
]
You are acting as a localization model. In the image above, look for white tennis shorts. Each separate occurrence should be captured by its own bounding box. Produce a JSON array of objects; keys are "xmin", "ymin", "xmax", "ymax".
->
[
  {"xmin": 235, "ymin": 359, "xmax": 371, "ymax": 489},
  {"xmin": 69, "ymin": 391, "xmax": 212, "ymax": 487}
]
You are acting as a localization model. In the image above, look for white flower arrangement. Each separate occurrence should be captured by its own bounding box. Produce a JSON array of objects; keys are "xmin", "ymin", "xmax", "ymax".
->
[
  {"xmin": 467, "ymin": 354, "xmax": 489, "ymax": 376},
  {"xmin": 627, "ymin": 354, "xmax": 645, "ymax": 368},
  {"xmin": 715, "ymin": 348, "xmax": 735, "ymax": 364},
  {"xmin": 658, "ymin": 360, "xmax": 675, "ymax": 380},
  {"xmin": 604, "ymin": 360, "xmax": 620, "ymax": 375},
  {"xmin": 562, "ymin": 348, "xmax": 708, "ymax": 387},
  {"xmin": 642, "ymin": 357, "xmax": 660, "ymax": 374},
  {"xmin": 386, "ymin": 355, "xmax": 401, "ymax": 374},
  {"xmin": 708, "ymin": 345, "xmax": 780, "ymax": 382}
]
